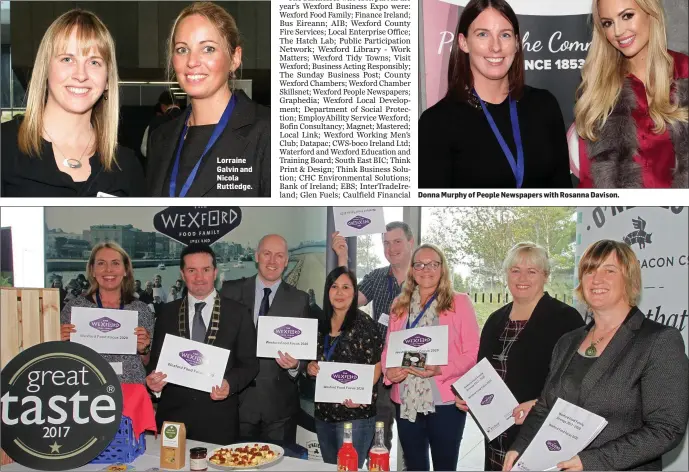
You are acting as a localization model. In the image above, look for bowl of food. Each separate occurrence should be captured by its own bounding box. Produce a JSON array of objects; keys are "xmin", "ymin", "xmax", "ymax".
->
[{"xmin": 208, "ymin": 442, "xmax": 284, "ymax": 470}]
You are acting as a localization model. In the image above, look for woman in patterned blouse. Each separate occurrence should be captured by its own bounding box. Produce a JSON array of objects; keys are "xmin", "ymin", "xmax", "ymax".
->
[
  {"xmin": 455, "ymin": 242, "xmax": 583, "ymax": 470},
  {"xmin": 306, "ymin": 266, "xmax": 383, "ymax": 468},
  {"xmin": 60, "ymin": 241, "xmax": 155, "ymax": 384},
  {"xmin": 381, "ymin": 243, "xmax": 480, "ymax": 471}
]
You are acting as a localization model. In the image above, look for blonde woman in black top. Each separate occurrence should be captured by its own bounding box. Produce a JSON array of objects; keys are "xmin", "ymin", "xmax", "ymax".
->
[
  {"xmin": 307, "ymin": 267, "xmax": 383, "ymax": 469},
  {"xmin": 146, "ymin": 1, "xmax": 270, "ymax": 197},
  {"xmin": 455, "ymin": 242, "xmax": 584, "ymax": 470},
  {"xmin": 1, "ymin": 9, "xmax": 144, "ymax": 197}
]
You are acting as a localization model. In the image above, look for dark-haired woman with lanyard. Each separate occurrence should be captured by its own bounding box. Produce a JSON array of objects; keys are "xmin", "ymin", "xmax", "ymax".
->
[
  {"xmin": 60, "ymin": 242, "xmax": 155, "ymax": 384},
  {"xmin": 146, "ymin": 2, "xmax": 270, "ymax": 197},
  {"xmin": 418, "ymin": 0, "xmax": 571, "ymax": 189},
  {"xmin": 307, "ymin": 267, "xmax": 384, "ymax": 469}
]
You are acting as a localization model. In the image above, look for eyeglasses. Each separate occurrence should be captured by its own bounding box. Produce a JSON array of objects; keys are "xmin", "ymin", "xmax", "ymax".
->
[{"xmin": 412, "ymin": 261, "xmax": 442, "ymax": 271}]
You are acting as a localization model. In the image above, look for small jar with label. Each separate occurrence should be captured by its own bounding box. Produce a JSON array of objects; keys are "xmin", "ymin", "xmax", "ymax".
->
[{"xmin": 190, "ymin": 447, "xmax": 207, "ymax": 471}]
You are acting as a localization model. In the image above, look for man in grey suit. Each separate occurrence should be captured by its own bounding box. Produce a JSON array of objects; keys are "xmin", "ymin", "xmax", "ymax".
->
[{"xmin": 221, "ymin": 234, "xmax": 309, "ymax": 445}]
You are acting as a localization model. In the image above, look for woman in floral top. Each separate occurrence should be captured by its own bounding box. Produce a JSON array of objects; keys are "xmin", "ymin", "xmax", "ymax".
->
[
  {"xmin": 307, "ymin": 267, "xmax": 383, "ymax": 468},
  {"xmin": 60, "ymin": 242, "xmax": 154, "ymax": 384}
]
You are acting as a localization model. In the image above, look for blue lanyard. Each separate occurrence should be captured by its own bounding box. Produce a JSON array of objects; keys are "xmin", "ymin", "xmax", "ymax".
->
[
  {"xmin": 168, "ymin": 94, "xmax": 237, "ymax": 197},
  {"xmin": 475, "ymin": 90, "xmax": 525, "ymax": 188},
  {"xmin": 324, "ymin": 334, "xmax": 340, "ymax": 361},
  {"xmin": 407, "ymin": 293, "xmax": 437, "ymax": 330},
  {"xmin": 95, "ymin": 290, "xmax": 124, "ymax": 310}
]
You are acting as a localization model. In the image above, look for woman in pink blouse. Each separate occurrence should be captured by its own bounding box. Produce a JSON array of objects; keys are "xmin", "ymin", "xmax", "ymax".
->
[
  {"xmin": 575, "ymin": 0, "xmax": 688, "ymax": 188},
  {"xmin": 381, "ymin": 243, "xmax": 479, "ymax": 471}
]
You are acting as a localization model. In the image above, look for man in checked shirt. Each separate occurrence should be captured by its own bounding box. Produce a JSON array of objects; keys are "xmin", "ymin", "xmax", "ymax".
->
[{"xmin": 331, "ymin": 221, "xmax": 415, "ymax": 453}]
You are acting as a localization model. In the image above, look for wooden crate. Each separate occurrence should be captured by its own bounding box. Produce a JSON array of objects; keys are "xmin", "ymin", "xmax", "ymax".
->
[{"xmin": 0, "ymin": 287, "xmax": 61, "ymax": 369}]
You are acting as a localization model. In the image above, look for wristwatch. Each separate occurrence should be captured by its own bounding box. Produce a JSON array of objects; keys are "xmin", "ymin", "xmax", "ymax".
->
[{"xmin": 139, "ymin": 343, "xmax": 151, "ymax": 355}]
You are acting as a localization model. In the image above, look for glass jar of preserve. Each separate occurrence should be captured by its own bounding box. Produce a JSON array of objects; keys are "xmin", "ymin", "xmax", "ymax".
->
[{"xmin": 190, "ymin": 447, "xmax": 207, "ymax": 471}]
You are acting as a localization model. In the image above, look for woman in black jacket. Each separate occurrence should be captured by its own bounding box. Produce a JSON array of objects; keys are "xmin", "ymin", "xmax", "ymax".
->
[
  {"xmin": 146, "ymin": 1, "xmax": 270, "ymax": 198},
  {"xmin": 455, "ymin": 242, "xmax": 583, "ymax": 470}
]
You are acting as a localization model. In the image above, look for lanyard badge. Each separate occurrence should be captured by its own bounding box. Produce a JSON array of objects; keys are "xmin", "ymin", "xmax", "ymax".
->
[
  {"xmin": 475, "ymin": 89, "xmax": 525, "ymax": 188},
  {"xmin": 169, "ymin": 94, "xmax": 237, "ymax": 197}
]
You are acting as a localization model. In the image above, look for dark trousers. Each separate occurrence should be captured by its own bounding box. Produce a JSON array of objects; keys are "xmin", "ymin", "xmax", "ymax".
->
[
  {"xmin": 395, "ymin": 403, "xmax": 467, "ymax": 471},
  {"xmin": 376, "ymin": 383, "xmax": 396, "ymax": 450},
  {"xmin": 239, "ymin": 415, "xmax": 297, "ymax": 445}
]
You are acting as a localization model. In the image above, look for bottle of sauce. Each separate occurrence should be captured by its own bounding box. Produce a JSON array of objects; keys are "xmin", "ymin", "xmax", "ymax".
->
[
  {"xmin": 368, "ymin": 421, "xmax": 390, "ymax": 471},
  {"xmin": 337, "ymin": 422, "xmax": 358, "ymax": 471}
]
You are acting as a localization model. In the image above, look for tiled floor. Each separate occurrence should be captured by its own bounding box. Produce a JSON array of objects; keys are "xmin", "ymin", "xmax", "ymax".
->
[{"xmin": 388, "ymin": 416, "xmax": 485, "ymax": 470}]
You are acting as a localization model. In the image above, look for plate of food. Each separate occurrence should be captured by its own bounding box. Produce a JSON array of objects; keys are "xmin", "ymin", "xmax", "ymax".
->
[{"xmin": 208, "ymin": 442, "xmax": 284, "ymax": 470}]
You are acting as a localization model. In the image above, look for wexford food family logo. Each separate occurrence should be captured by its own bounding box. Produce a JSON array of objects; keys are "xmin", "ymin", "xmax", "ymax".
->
[
  {"xmin": 1, "ymin": 341, "xmax": 123, "ymax": 470},
  {"xmin": 331, "ymin": 370, "xmax": 359, "ymax": 384},
  {"xmin": 403, "ymin": 334, "xmax": 432, "ymax": 348},
  {"xmin": 480, "ymin": 394, "xmax": 494, "ymax": 406},
  {"xmin": 179, "ymin": 350, "xmax": 205, "ymax": 367},
  {"xmin": 89, "ymin": 317, "xmax": 121, "ymax": 333},
  {"xmin": 346, "ymin": 215, "xmax": 371, "ymax": 230},
  {"xmin": 274, "ymin": 324, "xmax": 302, "ymax": 340},
  {"xmin": 546, "ymin": 440, "xmax": 562, "ymax": 452},
  {"xmin": 624, "ymin": 217, "xmax": 652, "ymax": 249}
]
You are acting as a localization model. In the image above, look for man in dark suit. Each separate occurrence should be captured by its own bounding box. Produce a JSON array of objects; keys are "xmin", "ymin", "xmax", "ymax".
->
[
  {"xmin": 146, "ymin": 243, "xmax": 259, "ymax": 444},
  {"xmin": 222, "ymin": 234, "xmax": 309, "ymax": 445}
]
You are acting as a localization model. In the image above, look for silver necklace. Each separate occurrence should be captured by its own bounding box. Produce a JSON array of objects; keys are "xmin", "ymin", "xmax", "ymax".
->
[{"xmin": 44, "ymin": 127, "xmax": 94, "ymax": 169}]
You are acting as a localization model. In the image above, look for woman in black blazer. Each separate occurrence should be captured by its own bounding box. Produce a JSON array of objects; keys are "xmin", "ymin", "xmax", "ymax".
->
[
  {"xmin": 505, "ymin": 240, "xmax": 688, "ymax": 471},
  {"xmin": 146, "ymin": 2, "xmax": 270, "ymax": 198},
  {"xmin": 1, "ymin": 9, "xmax": 144, "ymax": 197},
  {"xmin": 455, "ymin": 242, "xmax": 583, "ymax": 470}
]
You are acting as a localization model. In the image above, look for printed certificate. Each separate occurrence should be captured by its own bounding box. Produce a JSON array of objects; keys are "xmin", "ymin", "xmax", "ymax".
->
[
  {"xmin": 256, "ymin": 316, "xmax": 318, "ymax": 359},
  {"xmin": 453, "ymin": 358, "xmax": 520, "ymax": 441},
  {"xmin": 385, "ymin": 325, "xmax": 449, "ymax": 367},
  {"xmin": 513, "ymin": 398, "xmax": 608, "ymax": 471},
  {"xmin": 156, "ymin": 334, "xmax": 231, "ymax": 393},
  {"xmin": 70, "ymin": 307, "xmax": 137, "ymax": 354},
  {"xmin": 333, "ymin": 207, "xmax": 387, "ymax": 237},
  {"xmin": 315, "ymin": 361, "xmax": 375, "ymax": 405}
]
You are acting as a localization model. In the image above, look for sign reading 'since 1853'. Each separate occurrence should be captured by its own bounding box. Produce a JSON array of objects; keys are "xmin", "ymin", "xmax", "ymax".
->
[{"xmin": 1, "ymin": 341, "xmax": 123, "ymax": 471}]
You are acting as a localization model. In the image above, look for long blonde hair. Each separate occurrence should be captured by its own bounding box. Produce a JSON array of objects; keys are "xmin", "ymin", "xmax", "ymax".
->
[
  {"xmin": 575, "ymin": 0, "xmax": 687, "ymax": 141},
  {"xmin": 166, "ymin": 2, "xmax": 242, "ymax": 88},
  {"xmin": 391, "ymin": 244, "xmax": 454, "ymax": 318},
  {"xmin": 86, "ymin": 242, "xmax": 136, "ymax": 304},
  {"xmin": 18, "ymin": 9, "xmax": 120, "ymax": 171}
]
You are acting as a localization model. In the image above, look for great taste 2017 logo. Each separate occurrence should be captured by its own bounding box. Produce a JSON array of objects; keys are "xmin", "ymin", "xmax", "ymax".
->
[
  {"xmin": 403, "ymin": 334, "xmax": 432, "ymax": 348},
  {"xmin": 179, "ymin": 350, "xmax": 205, "ymax": 367},
  {"xmin": 274, "ymin": 325, "xmax": 302, "ymax": 340},
  {"xmin": 89, "ymin": 317, "xmax": 121, "ymax": 333},
  {"xmin": 331, "ymin": 370, "xmax": 359, "ymax": 384},
  {"xmin": 1, "ymin": 341, "xmax": 122, "ymax": 470},
  {"xmin": 624, "ymin": 217, "xmax": 652, "ymax": 249},
  {"xmin": 346, "ymin": 215, "xmax": 371, "ymax": 230}
]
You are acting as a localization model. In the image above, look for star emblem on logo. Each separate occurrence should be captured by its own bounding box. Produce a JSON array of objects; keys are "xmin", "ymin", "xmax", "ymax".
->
[{"xmin": 49, "ymin": 442, "xmax": 62, "ymax": 454}]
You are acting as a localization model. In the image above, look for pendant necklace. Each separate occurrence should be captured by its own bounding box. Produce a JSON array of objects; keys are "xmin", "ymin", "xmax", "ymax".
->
[
  {"xmin": 584, "ymin": 322, "xmax": 622, "ymax": 357},
  {"xmin": 45, "ymin": 127, "xmax": 94, "ymax": 169}
]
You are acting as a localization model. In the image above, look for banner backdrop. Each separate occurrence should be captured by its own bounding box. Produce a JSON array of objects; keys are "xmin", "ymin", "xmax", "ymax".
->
[{"xmin": 576, "ymin": 206, "xmax": 688, "ymax": 471}]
